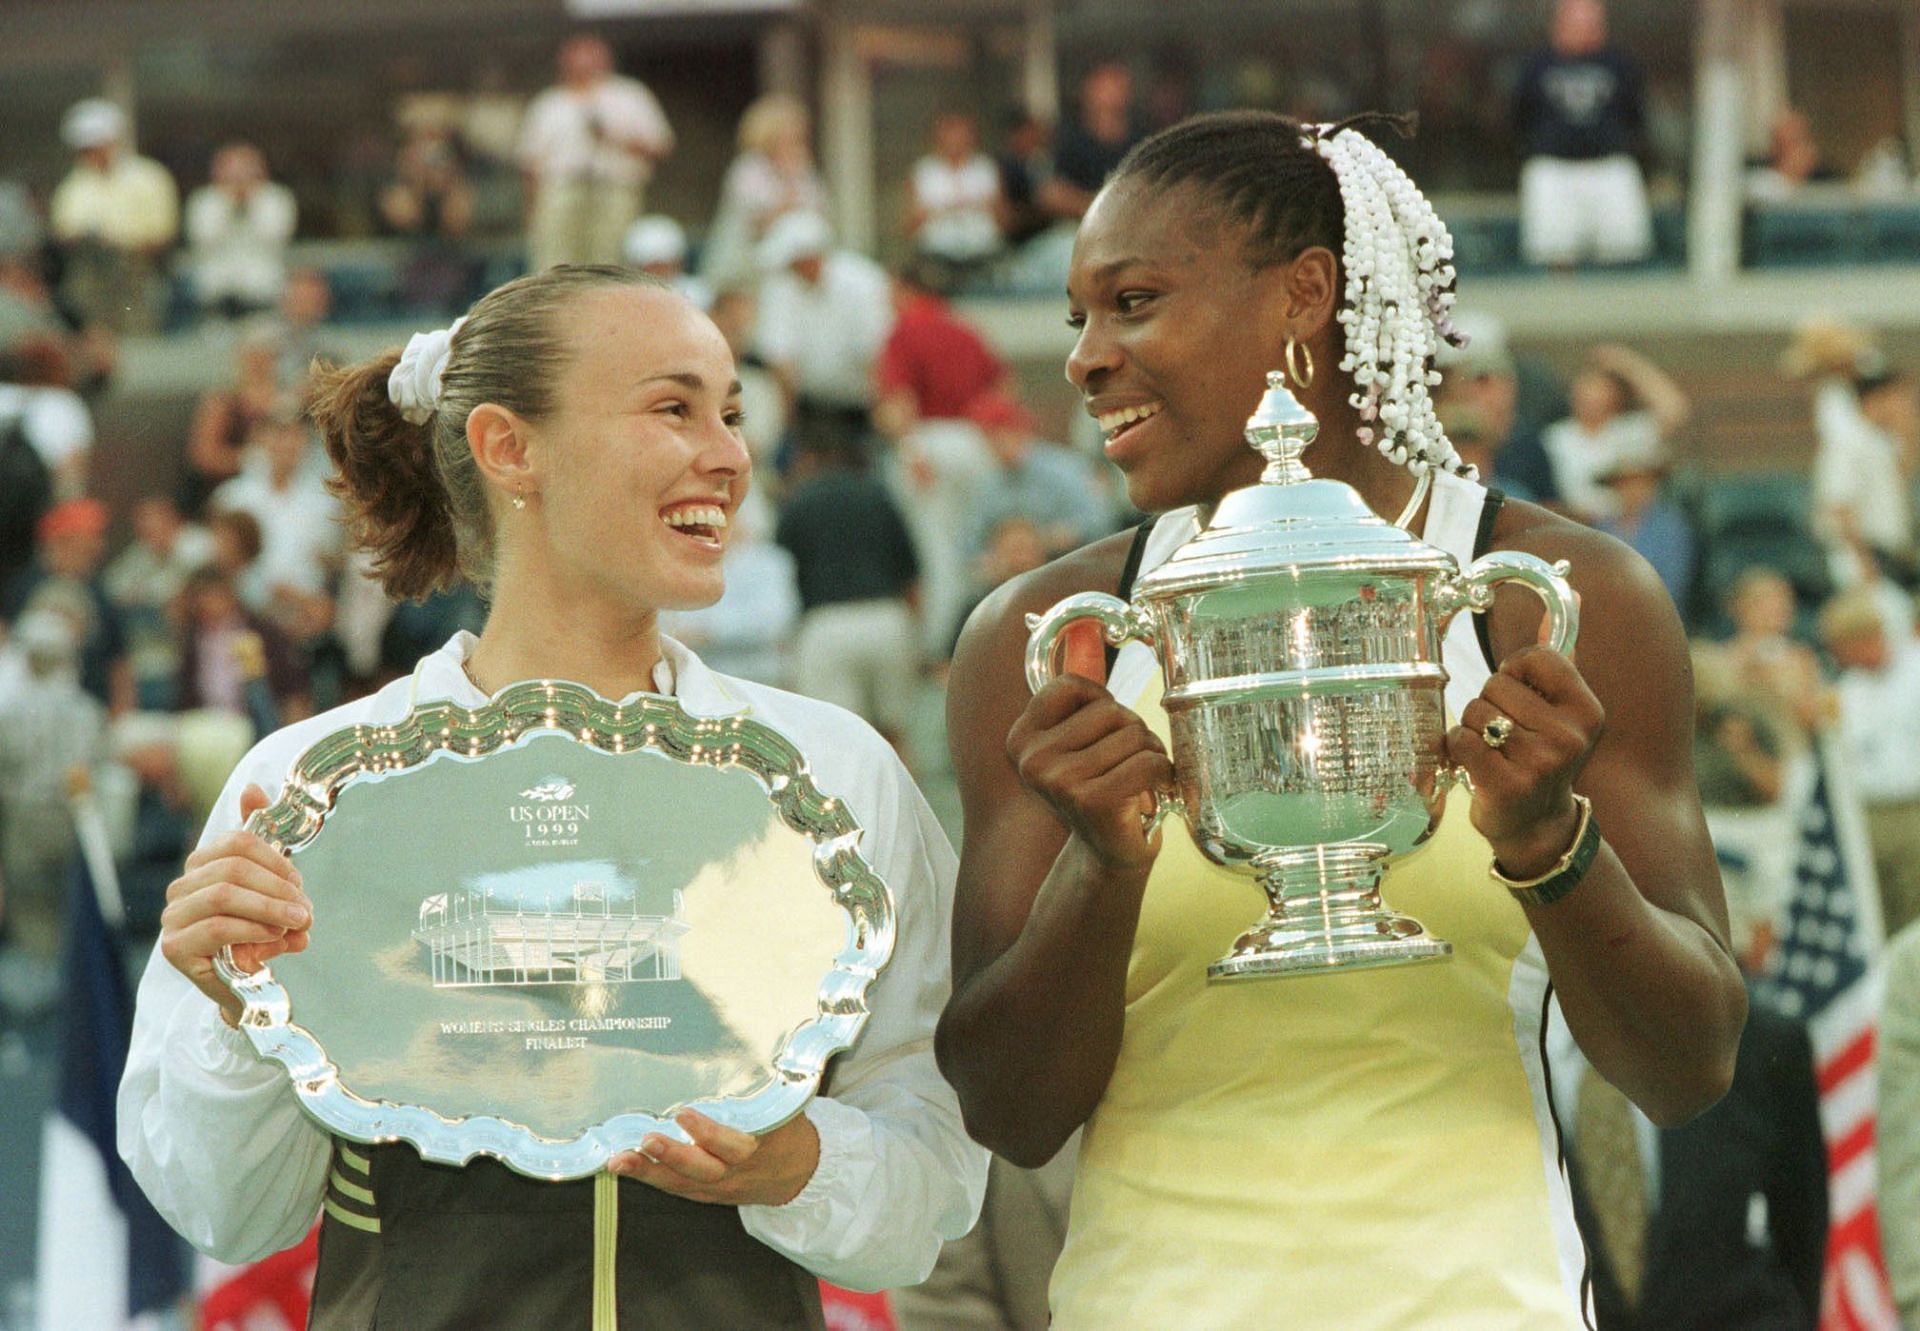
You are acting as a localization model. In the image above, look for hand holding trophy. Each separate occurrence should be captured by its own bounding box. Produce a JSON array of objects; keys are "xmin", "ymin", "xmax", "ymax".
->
[{"xmin": 1026, "ymin": 371, "xmax": 1579, "ymax": 979}]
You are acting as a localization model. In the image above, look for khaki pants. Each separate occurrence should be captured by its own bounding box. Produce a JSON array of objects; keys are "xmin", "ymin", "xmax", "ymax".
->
[
  {"xmin": 891, "ymin": 1144, "xmax": 1078, "ymax": 1331},
  {"xmin": 1867, "ymin": 797, "xmax": 1920, "ymax": 939},
  {"xmin": 792, "ymin": 599, "xmax": 919, "ymax": 738},
  {"xmin": 528, "ymin": 179, "xmax": 640, "ymax": 272}
]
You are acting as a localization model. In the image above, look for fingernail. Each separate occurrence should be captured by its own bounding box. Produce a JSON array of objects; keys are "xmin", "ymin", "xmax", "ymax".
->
[
  {"xmin": 284, "ymin": 904, "xmax": 310, "ymax": 927},
  {"xmin": 641, "ymin": 1135, "xmax": 665, "ymax": 1154}
]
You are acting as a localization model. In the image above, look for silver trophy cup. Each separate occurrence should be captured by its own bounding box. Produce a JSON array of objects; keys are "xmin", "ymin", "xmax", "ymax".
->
[{"xmin": 1026, "ymin": 372, "xmax": 1579, "ymax": 980}]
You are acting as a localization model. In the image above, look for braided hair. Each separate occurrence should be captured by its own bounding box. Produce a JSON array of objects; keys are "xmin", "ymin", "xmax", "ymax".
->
[{"xmin": 1110, "ymin": 110, "xmax": 1472, "ymax": 478}]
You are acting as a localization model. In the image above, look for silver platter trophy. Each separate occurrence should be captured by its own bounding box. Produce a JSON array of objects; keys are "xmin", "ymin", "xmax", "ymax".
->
[
  {"xmin": 214, "ymin": 680, "xmax": 893, "ymax": 1179},
  {"xmin": 1027, "ymin": 372, "xmax": 1579, "ymax": 980}
]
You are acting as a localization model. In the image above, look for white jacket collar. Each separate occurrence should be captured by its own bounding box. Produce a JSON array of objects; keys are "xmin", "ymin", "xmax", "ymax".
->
[{"xmin": 415, "ymin": 631, "xmax": 750, "ymax": 719}]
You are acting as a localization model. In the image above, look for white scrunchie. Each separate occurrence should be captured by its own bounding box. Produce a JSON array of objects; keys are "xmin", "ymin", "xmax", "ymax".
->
[{"xmin": 387, "ymin": 315, "xmax": 468, "ymax": 425}]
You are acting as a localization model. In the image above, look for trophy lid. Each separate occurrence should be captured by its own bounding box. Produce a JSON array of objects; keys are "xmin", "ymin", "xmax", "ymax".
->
[{"xmin": 1134, "ymin": 372, "xmax": 1451, "ymax": 600}]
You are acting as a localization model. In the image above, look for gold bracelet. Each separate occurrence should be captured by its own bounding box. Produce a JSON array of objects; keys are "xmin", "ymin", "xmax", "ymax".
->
[{"xmin": 1489, "ymin": 795, "xmax": 1599, "ymax": 907}]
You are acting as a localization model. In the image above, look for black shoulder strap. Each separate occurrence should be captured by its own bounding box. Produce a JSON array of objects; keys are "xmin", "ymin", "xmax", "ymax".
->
[
  {"xmin": 1472, "ymin": 487, "xmax": 1507, "ymax": 674},
  {"xmin": 1106, "ymin": 518, "xmax": 1157, "ymax": 678}
]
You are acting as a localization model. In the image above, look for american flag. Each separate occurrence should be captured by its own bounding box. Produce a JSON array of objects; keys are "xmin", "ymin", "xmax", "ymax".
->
[{"xmin": 1751, "ymin": 742, "xmax": 1899, "ymax": 1331}]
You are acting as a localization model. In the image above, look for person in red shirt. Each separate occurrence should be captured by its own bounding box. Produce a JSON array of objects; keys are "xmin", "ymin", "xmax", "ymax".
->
[
  {"xmin": 873, "ymin": 264, "xmax": 1006, "ymax": 436},
  {"xmin": 871, "ymin": 264, "xmax": 1009, "ymax": 661}
]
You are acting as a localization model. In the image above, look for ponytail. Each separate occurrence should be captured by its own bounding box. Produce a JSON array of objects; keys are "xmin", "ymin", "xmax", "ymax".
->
[
  {"xmin": 309, "ymin": 264, "xmax": 663, "ymax": 603},
  {"xmin": 310, "ymin": 350, "xmax": 466, "ymax": 602}
]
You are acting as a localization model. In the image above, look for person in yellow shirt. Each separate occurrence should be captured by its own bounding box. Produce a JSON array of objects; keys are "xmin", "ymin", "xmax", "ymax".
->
[
  {"xmin": 939, "ymin": 111, "xmax": 1747, "ymax": 1328},
  {"xmin": 49, "ymin": 98, "xmax": 179, "ymax": 332}
]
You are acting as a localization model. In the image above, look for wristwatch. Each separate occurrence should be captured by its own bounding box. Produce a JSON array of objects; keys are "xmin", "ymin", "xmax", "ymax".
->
[{"xmin": 1490, "ymin": 795, "xmax": 1599, "ymax": 907}]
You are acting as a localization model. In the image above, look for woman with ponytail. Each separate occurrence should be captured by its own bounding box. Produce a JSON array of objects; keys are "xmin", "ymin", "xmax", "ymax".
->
[
  {"xmin": 938, "ymin": 112, "xmax": 1745, "ymax": 1327},
  {"xmin": 120, "ymin": 265, "xmax": 986, "ymax": 1328}
]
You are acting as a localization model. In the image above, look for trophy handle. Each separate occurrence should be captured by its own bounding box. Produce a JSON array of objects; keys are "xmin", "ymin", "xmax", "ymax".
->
[
  {"xmin": 212, "ymin": 946, "xmax": 245, "ymax": 986},
  {"xmin": 1023, "ymin": 592, "xmax": 1158, "ymax": 693},
  {"xmin": 1436, "ymin": 553, "xmax": 1580, "ymax": 657},
  {"xmin": 1025, "ymin": 593, "xmax": 1172, "ymax": 840},
  {"xmin": 1141, "ymin": 786, "xmax": 1187, "ymax": 841}
]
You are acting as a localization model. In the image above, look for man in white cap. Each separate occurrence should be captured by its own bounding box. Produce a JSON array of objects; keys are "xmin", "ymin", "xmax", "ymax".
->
[
  {"xmin": 753, "ymin": 211, "xmax": 892, "ymax": 459},
  {"xmin": 622, "ymin": 214, "xmax": 711, "ymax": 309},
  {"xmin": 517, "ymin": 33, "xmax": 674, "ymax": 271},
  {"xmin": 49, "ymin": 98, "xmax": 179, "ymax": 332}
]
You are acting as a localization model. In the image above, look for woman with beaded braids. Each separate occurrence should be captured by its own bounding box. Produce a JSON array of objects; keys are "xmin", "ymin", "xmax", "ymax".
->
[
  {"xmin": 937, "ymin": 112, "xmax": 1744, "ymax": 1327},
  {"xmin": 119, "ymin": 265, "xmax": 985, "ymax": 1328}
]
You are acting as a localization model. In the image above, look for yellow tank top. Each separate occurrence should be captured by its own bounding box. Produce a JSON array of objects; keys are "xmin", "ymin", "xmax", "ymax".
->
[{"xmin": 1048, "ymin": 476, "xmax": 1592, "ymax": 1329}]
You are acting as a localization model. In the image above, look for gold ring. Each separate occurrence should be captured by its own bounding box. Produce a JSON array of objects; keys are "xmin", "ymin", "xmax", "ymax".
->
[{"xmin": 1481, "ymin": 715, "xmax": 1515, "ymax": 750}]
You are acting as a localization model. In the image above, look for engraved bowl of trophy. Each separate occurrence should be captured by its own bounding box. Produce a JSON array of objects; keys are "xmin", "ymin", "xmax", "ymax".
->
[{"xmin": 1026, "ymin": 371, "xmax": 1579, "ymax": 980}]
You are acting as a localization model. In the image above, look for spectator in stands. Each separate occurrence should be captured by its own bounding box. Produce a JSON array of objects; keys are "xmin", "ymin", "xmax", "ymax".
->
[
  {"xmin": 1592, "ymin": 435, "xmax": 1695, "ymax": 606},
  {"xmin": 48, "ymin": 98, "xmax": 179, "ymax": 332},
  {"xmin": 274, "ymin": 267, "xmax": 336, "ymax": 388},
  {"xmin": 203, "ymin": 507, "xmax": 266, "ymax": 608},
  {"xmin": 0, "ymin": 497, "xmax": 132, "ymax": 716},
  {"xmin": 1690, "ymin": 645, "xmax": 1799, "ymax": 974},
  {"xmin": 1853, "ymin": 367, "xmax": 1920, "ymax": 584},
  {"xmin": 1512, "ymin": 0, "xmax": 1652, "ymax": 269},
  {"xmin": 185, "ymin": 141, "xmax": 297, "ymax": 322},
  {"xmin": 0, "ymin": 331, "xmax": 93, "ymax": 500},
  {"xmin": 1433, "ymin": 310, "xmax": 1554, "ymax": 502},
  {"xmin": 701, "ymin": 94, "xmax": 829, "ymax": 292},
  {"xmin": 659, "ymin": 489, "xmax": 799, "ymax": 688},
  {"xmin": 1540, "ymin": 343, "xmax": 1688, "ymax": 523},
  {"xmin": 1708, "ymin": 566, "xmax": 1825, "ymax": 741},
  {"xmin": 706, "ymin": 286, "xmax": 786, "ymax": 477},
  {"xmin": 1811, "ymin": 362, "xmax": 1916, "ymax": 588},
  {"xmin": 1819, "ymin": 588, "xmax": 1920, "ymax": 938},
  {"xmin": 873, "ymin": 264, "xmax": 1007, "ymax": 435},
  {"xmin": 871, "ymin": 265, "xmax": 1006, "ymax": 655},
  {"xmin": 776, "ymin": 435, "xmax": 921, "ymax": 750},
  {"xmin": 623, "ymin": 214, "xmax": 712, "ymax": 310},
  {"xmin": 1744, "ymin": 107, "xmax": 1837, "ymax": 203},
  {"xmin": 105, "ymin": 496, "xmax": 214, "ymax": 709},
  {"xmin": 1044, "ymin": 63, "xmax": 1142, "ymax": 223},
  {"xmin": 1785, "ymin": 317, "xmax": 1915, "ymax": 590},
  {"xmin": 380, "ymin": 115, "xmax": 479, "ymax": 316},
  {"xmin": 173, "ymin": 566, "xmax": 307, "ymax": 727},
  {"xmin": 0, "ymin": 610, "xmax": 106, "ymax": 1011},
  {"xmin": 1882, "ymin": 921, "xmax": 1920, "ymax": 1329},
  {"xmin": 0, "ymin": 348, "xmax": 57, "ymax": 596},
  {"xmin": 906, "ymin": 111, "xmax": 1003, "ymax": 294},
  {"xmin": 944, "ymin": 512, "xmax": 1057, "ymax": 660},
  {"xmin": 517, "ymin": 33, "xmax": 674, "ymax": 271},
  {"xmin": 0, "ymin": 180, "xmax": 39, "ymax": 262},
  {"xmin": 182, "ymin": 323, "xmax": 283, "ymax": 517},
  {"xmin": 208, "ymin": 402, "xmax": 342, "ymax": 621},
  {"xmin": 967, "ymin": 390, "xmax": 1113, "ymax": 565},
  {"xmin": 754, "ymin": 212, "xmax": 892, "ymax": 461},
  {"xmin": 0, "ymin": 246, "xmax": 56, "ymax": 354},
  {"xmin": 995, "ymin": 111, "xmax": 1055, "ymax": 252}
]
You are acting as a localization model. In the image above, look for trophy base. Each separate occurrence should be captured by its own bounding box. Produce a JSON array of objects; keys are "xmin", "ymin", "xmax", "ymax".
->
[{"xmin": 1205, "ymin": 843, "xmax": 1453, "ymax": 983}]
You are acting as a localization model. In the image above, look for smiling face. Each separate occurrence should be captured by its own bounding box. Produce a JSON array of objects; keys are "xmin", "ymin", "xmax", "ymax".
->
[
  {"xmin": 514, "ymin": 286, "xmax": 751, "ymax": 615},
  {"xmin": 1066, "ymin": 180, "xmax": 1293, "ymax": 512}
]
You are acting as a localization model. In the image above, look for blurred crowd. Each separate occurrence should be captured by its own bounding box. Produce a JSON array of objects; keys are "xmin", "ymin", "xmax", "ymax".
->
[{"xmin": 3, "ymin": 6, "xmax": 1920, "ymax": 1328}]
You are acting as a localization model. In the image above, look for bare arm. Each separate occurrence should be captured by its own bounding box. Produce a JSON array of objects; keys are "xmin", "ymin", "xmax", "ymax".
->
[
  {"xmin": 1593, "ymin": 343, "xmax": 1690, "ymax": 438},
  {"xmin": 1449, "ymin": 512, "xmax": 1745, "ymax": 1125},
  {"xmin": 186, "ymin": 392, "xmax": 241, "ymax": 478},
  {"xmin": 934, "ymin": 540, "xmax": 1173, "ymax": 1166}
]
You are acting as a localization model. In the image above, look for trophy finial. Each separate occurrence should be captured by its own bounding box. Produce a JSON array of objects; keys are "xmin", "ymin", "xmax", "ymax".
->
[{"xmin": 1246, "ymin": 370, "xmax": 1319, "ymax": 485}]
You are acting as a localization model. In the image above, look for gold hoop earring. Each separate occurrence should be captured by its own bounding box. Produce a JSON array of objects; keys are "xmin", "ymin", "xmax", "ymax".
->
[
  {"xmin": 1284, "ymin": 337, "xmax": 1315, "ymax": 391},
  {"xmin": 511, "ymin": 490, "xmax": 527, "ymax": 511}
]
